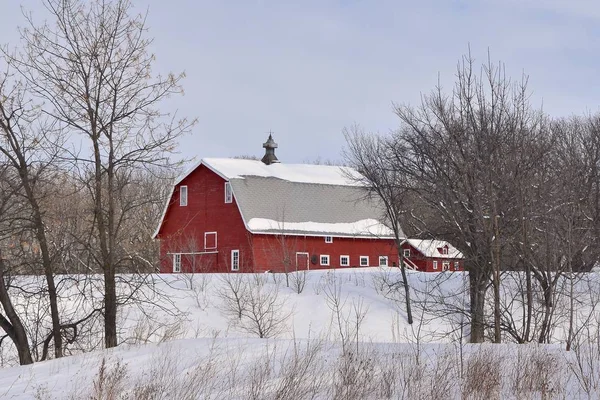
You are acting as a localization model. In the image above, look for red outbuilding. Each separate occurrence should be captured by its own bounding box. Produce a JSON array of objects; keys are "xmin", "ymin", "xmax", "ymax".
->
[
  {"xmin": 400, "ymin": 239, "xmax": 464, "ymax": 272},
  {"xmin": 153, "ymin": 135, "xmax": 402, "ymax": 273}
]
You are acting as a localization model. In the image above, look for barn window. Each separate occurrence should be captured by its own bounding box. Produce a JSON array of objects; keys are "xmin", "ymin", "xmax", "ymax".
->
[
  {"xmin": 440, "ymin": 247, "xmax": 448, "ymax": 255},
  {"xmin": 173, "ymin": 253, "xmax": 181, "ymax": 273},
  {"xmin": 433, "ymin": 261, "xmax": 438, "ymax": 270},
  {"xmin": 325, "ymin": 236, "xmax": 333, "ymax": 243},
  {"xmin": 320, "ymin": 255, "xmax": 330, "ymax": 266},
  {"xmin": 442, "ymin": 261, "xmax": 450, "ymax": 271},
  {"xmin": 225, "ymin": 182, "xmax": 233, "ymax": 203},
  {"xmin": 231, "ymin": 250, "xmax": 240, "ymax": 271},
  {"xmin": 180, "ymin": 186, "xmax": 188, "ymax": 206},
  {"xmin": 403, "ymin": 249, "xmax": 410, "ymax": 258},
  {"xmin": 359, "ymin": 256, "xmax": 369, "ymax": 267},
  {"xmin": 379, "ymin": 256, "xmax": 388, "ymax": 267},
  {"xmin": 204, "ymin": 232, "xmax": 217, "ymax": 250},
  {"xmin": 340, "ymin": 255, "xmax": 349, "ymax": 267},
  {"xmin": 454, "ymin": 261, "xmax": 460, "ymax": 270}
]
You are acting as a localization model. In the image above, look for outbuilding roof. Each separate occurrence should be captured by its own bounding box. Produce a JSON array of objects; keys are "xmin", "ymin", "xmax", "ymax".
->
[{"xmin": 405, "ymin": 239, "xmax": 464, "ymax": 259}]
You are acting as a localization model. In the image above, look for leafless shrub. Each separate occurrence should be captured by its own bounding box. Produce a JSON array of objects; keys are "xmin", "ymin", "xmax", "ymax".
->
[
  {"xmin": 239, "ymin": 274, "xmax": 292, "ymax": 338},
  {"xmin": 216, "ymin": 274, "xmax": 249, "ymax": 321},
  {"xmin": 90, "ymin": 358, "xmax": 128, "ymax": 400},
  {"xmin": 567, "ymin": 320, "xmax": 600, "ymax": 397},
  {"xmin": 331, "ymin": 350, "xmax": 376, "ymax": 400},
  {"xmin": 462, "ymin": 347, "xmax": 502, "ymax": 399},
  {"xmin": 130, "ymin": 347, "xmax": 221, "ymax": 400},
  {"xmin": 512, "ymin": 346, "xmax": 563, "ymax": 399},
  {"xmin": 270, "ymin": 339, "xmax": 328, "ymax": 399},
  {"xmin": 323, "ymin": 274, "xmax": 369, "ymax": 354},
  {"xmin": 290, "ymin": 270, "xmax": 307, "ymax": 294}
]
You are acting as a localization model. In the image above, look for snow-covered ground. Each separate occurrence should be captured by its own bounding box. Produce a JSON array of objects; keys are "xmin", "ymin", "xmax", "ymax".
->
[{"xmin": 1, "ymin": 268, "xmax": 599, "ymax": 398}]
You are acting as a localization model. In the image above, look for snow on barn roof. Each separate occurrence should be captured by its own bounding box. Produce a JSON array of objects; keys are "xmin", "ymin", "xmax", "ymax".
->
[
  {"xmin": 228, "ymin": 175, "xmax": 397, "ymax": 237},
  {"xmin": 176, "ymin": 158, "xmax": 364, "ymax": 186},
  {"xmin": 156, "ymin": 158, "xmax": 401, "ymax": 239},
  {"xmin": 406, "ymin": 239, "xmax": 464, "ymax": 259}
]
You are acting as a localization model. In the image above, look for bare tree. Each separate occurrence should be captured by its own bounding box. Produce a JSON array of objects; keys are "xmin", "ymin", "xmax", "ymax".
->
[
  {"xmin": 5, "ymin": 0, "xmax": 194, "ymax": 348},
  {"xmin": 344, "ymin": 128, "xmax": 413, "ymax": 324}
]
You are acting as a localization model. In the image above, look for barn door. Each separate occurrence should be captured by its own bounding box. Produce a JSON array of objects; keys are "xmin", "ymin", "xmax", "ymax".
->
[{"xmin": 296, "ymin": 252, "xmax": 310, "ymax": 271}]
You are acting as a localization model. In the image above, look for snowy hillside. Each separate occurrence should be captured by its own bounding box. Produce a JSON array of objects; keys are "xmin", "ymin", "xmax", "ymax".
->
[{"xmin": 1, "ymin": 268, "xmax": 599, "ymax": 399}]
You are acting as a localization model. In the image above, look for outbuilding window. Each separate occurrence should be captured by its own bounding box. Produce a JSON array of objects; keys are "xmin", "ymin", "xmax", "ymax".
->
[
  {"xmin": 340, "ymin": 255, "xmax": 349, "ymax": 267},
  {"xmin": 225, "ymin": 182, "xmax": 233, "ymax": 203},
  {"xmin": 360, "ymin": 256, "xmax": 369, "ymax": 267},
  {"xmin": 231, "ymin": 250, "xmax": 240, "ymax": 271},
  {"xmin": 320, "ymin": 255, "xmax": 330, "ymax": 266},
  {"xmin": 180, "ymin": 186, "xmax": 188, "ymax": 206},
  {"xmin": 379, "ymin": 256, "xmax": 388, "ymax": 267},
  {"xmin": 173, "ymin": 253, "xmax": 181, "ymax": 273}
]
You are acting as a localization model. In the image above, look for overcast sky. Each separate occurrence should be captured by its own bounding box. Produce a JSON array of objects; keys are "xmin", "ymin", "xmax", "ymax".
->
[{"xmin": 2, "ymin": 0, "xmax": 599, "ymax": 164}]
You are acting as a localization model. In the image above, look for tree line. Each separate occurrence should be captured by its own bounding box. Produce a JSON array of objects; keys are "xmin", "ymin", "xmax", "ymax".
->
[
  {"xmin": 0, "ymin": 0, "xmax": 192, "ymax": 364},
  {"xmin": 345, "ymin": 53, "xmax": 600, "ymax": 345}
]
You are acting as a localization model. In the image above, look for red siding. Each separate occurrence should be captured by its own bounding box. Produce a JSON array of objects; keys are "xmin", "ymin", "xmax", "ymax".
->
[
  {"xmin": 157, "ymin": 165, "xmax": 254, "ymax": 273},
  {"xmin": 251, "ymin": 234, "xmax": 399, "ymax": 273}
]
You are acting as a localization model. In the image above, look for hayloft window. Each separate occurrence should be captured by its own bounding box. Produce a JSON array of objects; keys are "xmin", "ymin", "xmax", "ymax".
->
[
  {"xmin": 403, "ymin": 249, "xmax": 410, "ymax": 258},
  {"xmin": 231, "ymin": 250, "xmax": 239, "ymax": 271},
  {"xmin": 320, "ymin": 255, "xmax": 330, "ymax": 266},
  {"xmin": 325, "ymin": 236, "xmax": 333, "ymax": 243},
  {"xmin": 340, "ymin": 255, "xmax": 349, "ymax": 267},
  {"xmin": 433, "ymin": 261, "xmax": 438, "ymax": 270},
  {"xmin": 173, "ymin": 253, "xmax": 181, "ymax": 273},
  {"xmin": 225, "ymin": 182, "xmax": 233, "ymax": 203},
  {"xmin": 360, "ymin": 256, "xmax": 369, "ymax": 267},
  {"xmin": 379, "ymin": 256, "xmax": 388, "ymax": 267},
  {"xmin": 204, "ymin": 232, "xmax": 217, "ymax": 250},
  {"xmin": 180, "ymin": 186, "xmax": 188, "ymax": 206},
  {"xmin": 440, "ymin": 247, "xmax": 448, "ymax": 255}
]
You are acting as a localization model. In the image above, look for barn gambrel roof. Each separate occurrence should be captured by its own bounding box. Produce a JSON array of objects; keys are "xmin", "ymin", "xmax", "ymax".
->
[{"xmin": 154, "ymin": 158, "xmax": 402, "ymax": 239}]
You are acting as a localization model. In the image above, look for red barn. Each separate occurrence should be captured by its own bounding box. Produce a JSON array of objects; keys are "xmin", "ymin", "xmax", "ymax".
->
[
  {"xmin": 400, "ymin": 239, "xmax": 464, "ymax": 272},
  {"xmin": 153, "ymin": 136, "xmax": 402, "ymax": 273}
]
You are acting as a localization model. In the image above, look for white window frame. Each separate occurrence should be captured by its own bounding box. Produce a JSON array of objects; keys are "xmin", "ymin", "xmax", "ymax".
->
[
  {"xmin": 379, "ymin": 256, "xmax": 388, "ymax": 267},
  {"xmin": 325, "ymin": 236, "xmax": 333, "ymax": 243},
  {"xmin": 204, "ymin": 232, "xmax": 217, "ymax": 250},
  {"xmin": 433, "ymin": 261, "xmax": 438, "ymax": 270},
  {"xmin": 179, "ymin": 185, "xmax": 188, "ymax": 206},
  {"xmin": 359, "ymin": 256, "xmax": 369, "ymax": 267},
  {"xmin": 403, "ymin": 249, "xmax": 410, "ymax": 258},
  {"xmin": 224, "ymin": 182, "xmax": 233, "ymax": 203},
  {"xmin": 231, "ymin": 249, "xmax": 240, "ymax": 271},
  {"xmin": 340, "ymin": 255, "xmax": 350, "ymax": 267},
  {"xmin": 442, "ymin": 261, "xmax": 450, "ymax": 271},
  {"xmin": 173, "ymin": 253, "xmax": 181, "ymax": 273},
  {"xmin": 320, "ymin": 255, "xmax": 330, "ymax": 266},
  {"xmin": 454, "ymin": 261, "xmax": 460, "ymax": 270}
]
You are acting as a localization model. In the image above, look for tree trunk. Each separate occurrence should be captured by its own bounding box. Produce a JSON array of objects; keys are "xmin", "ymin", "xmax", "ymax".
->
[
  {"xmin": 20, "ymin": 171, "xmax": 63, "ymax": 358},
  {"xmin": 469, "ymin": 270, "xmax": 486, "ymax": 343},
  {"xmin": 104, "ymin": 266, "xmax": 118, "ymax": 348},
  {"xmin": 0, "ymin": 254, "xmax": 33, "ymax": 365},
  {"xmin": 400, "ymin": 254, "xmax": 413, "ymax": 325}
]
